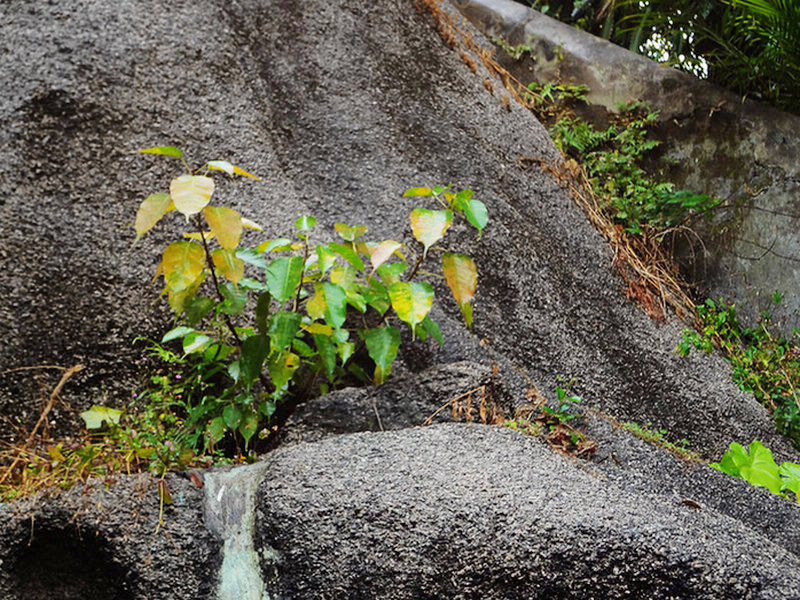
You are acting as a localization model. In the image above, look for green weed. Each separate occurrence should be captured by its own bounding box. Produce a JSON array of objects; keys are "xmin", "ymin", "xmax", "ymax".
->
[
  {"xmin": 712, "ymin": 440, "xmax": 800, "ymax": 504},
  {"xmin": 619, "ymin": 421, "xmax": 700, "ymax": 460}
]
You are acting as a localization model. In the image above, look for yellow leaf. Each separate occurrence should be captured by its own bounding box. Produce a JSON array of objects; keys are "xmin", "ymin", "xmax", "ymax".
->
[
  {"xmin": 302, "ymin": 322, "xmax": 333, "ymax": 336},
  {"xmin": 183, "ymin": 231, "xmax": 215, "ymax": 242},
  {"xmin": 369, "ymin": 240, "xmax": 402, "ymax": 276},
  {"xmin": 134, "ymin": 193, "xmax": 174, "ymax": 239},
  {"xmin": 203, "ymin": 205, "xmax": 243, "ymax": 249},
  {"xmin": 410, "ymin": 209, "xmax": 452, "ymax": 258},
  {"xmin": 442, "ymin": 252, "xmax": 477, "ymax": 329},
  {"xmin": 168, "ymin": 271, "xmax": 205, "ymax": 314},
  {"xmin": 170, "ymin": 175, "xmax": 214, "ymax": 216},
  {"xmin": 233, "ymin": 165, "xmax": 261, "ymax": 180},
  {"xmin": 241, "ymin": 217, "xmax": 263, "ymax": 231},
  {"xmin": 161, "ymin": 241, "xmax": 206, "ymax": 293},
  {"xmin": 212, "ymin": 248, "xmax": 244, "ymax": 285}
]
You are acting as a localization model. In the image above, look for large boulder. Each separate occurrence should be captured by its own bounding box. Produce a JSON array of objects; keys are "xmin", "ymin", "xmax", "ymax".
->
[{"xmin": 1, "ymin": 0, "xmax": 799, "ymax": 597}]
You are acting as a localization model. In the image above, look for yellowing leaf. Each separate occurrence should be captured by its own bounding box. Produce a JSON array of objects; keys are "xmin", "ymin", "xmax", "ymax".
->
[
  {"xmin": 410, "ymin": 209, "xmax": 452, "ymax": 258},
  {"xmin": 139, "ymin": 146, "xmax": 183, "ymax": 158},
  {"xmin": 442, "ymin": 252, "xmax": 477, "ymax": 330},
  {"xmin": 389, "ymin": 281, "xmax": 434, "ymax": 336},
  {"xmin": 183, "ymin": 231, "xmax": 215, "ymax": 242},
  {"xmin": 241, "ymin": 217, "xmax": 263, "ymax": 231},
  {"xmin": 161, "ymin": 241, "xmax": 206, "ymax": 293},
  {"xmin": 369, "ymin": 240, "xmax": 402, "ymax": 275},
  {"xmin": 80, "ymin": 405, "xmax": 123, "ymax": 429},
  {"xmin": 334, "ymin": 222, "xmax": 368, "ymax": 242},
  {"xmin": 134, "ymin": 192, "xmax": 174, "ymax": 239},
  {"xmin": 302, "ymin": 322, "xmax": 333, "ymax": 336},
  {"xmin": 212, "ymin": 248, "xmax": 245, "ymax": 285},
  {"xmin": 204, "ymin": 205, "xmax": 243, "ymax": 249},
  {"xmin": 207, "ymin": 160, "xmax": 234, "ymax": 175},
  {"xmin": 402, "ymin": 187, "xmax": 434, "ymax": 197},
  {"xmin": 170, "ymin": 175, "xmax": 215, "ymax": 216},
  {"xmin": 233, "ymin": 165, "xmax": 261, "ymax": 180}
]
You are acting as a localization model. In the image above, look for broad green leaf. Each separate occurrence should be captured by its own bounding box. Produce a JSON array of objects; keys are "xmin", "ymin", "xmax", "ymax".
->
[
  {"xmin": 465, "ymin": 199, "xmax": 489, "ymax": 234},
  {"xmin": 183, "ymin": 332, "xmax": 214, "ymax": 354},
  {"xmin": 162, "ymin": 326, "xmax": 195, "ymax": 344},
  {"xmin": 135, "ymin": 193, "xmax": 174, "ymax": 239},
  {"xmin": 206, "ymin": 417, "xmax": 226, "ymax": 445},
  {"xmin": 334, "ymin": 223, "xmax": 368, "ymax": 242},
  {"xmin": 307, "ymin": 283, "xmax": 347, "ymax": 328},
  {"xmin": 256, "ymin": 292, "xmax": 272, "ymax": 335},
  {"xmin": 364, "ymin": 278, "xmax": 390, "ymax": 315},
  {"xmin": 240, "ymin": 335, "xmax": 269, "ymax": 390},
  {"xmin": 338, "ymin": 341, "xmax": 355, "ymax": 365},
  {"xmin": 295, "ymin": 215, "xmax": 317, "ymax": 231},
  {"xmin": 204, "ymin": 206, "xmax": 243, "ymax": 249},
  {"xmin": 368, "ymin": 240, "xmax": 403, "ymax": 274},
  {"xmin": 779, "ymin": 463, "xmax": 800, "ymax": 502},
  {"xmin": 328, "ymin": 242, "xmax": 365, "ymax": 271},
  {"xmin": 223, "ymin": 404, "xmax": 243, "ymax": 429},
  {"xmin": 442, "ymin": 252, "xmax": 477, "ymax": 330},
  {"xmin": 313, "ymin": 333, "xmax": 338, "ymax": 379},
  {"xmin": 259, "ymin": 400, "xmax": 276, "ymax": 418},
  {"xmin": 315, "ymin": 245, "xmax": 337, "ymax": 275},
  {"xmin": 266, "ymin": 256, "xmax": 304, "ymax": 303},
  {"xmin": 410, "ymin": 209, "xmax": 452, "ymax": 258},
  {"xmin": 219, "ymin": 282, "xmax": 248, "ymax": 315},
  {"xmin": 402, "ymin": 187, "xmax": 434, "ymax": 197},
  {"xmin": 184, "ymin": 296, "xmax": 215, "ymax": 326},
  {"xmin": 236, "ymin": 248, "xmax": 267, "ymax": 269},
  {"xmin": 361, "ymin": 326, "xmax": 401, "ymax": 384},
  {"xmin": 170, "ymin": 175, "xmax": 215, "ymax": 216},
  {"xmin": 239, "ymin": 409, "xmax": 259, "ymax": 446},
  {"xmin": 212, "ymin": 248, "xmax": 245, "ymax": 286},
  {"xmin": 161, "ymin": 241, "xmax": 206, "ymax": 293},
  {"xmin": 80, "ymin": 405, "xmax": 123, "ymax": 430},
  {"xmin": 420, "ymin": 316, "xmax": 444, "ymax": 346},
  {"xmin": 292, "ymin": 338, "xmax": 316, "ymax": 358},
  {"xmin": 713, "ymin": 441, "xmax": 783, "ymax": 494},
  {"xmin": 377, "ymin": 262, "xmax": 407, "ymax": 286},
  {"xmin": 268, "ymin": 311, "xmax": 302, "ymax": 352},
  {"xmin": 139, "ymin": 146, "xmax": 183, "ymax": 158},
  {"xmin": 389, "ymin": 281, "xmax": 434, "ymax": 334},
  {"xmin": 268, "ymin": 351, "xmax": 300, "ymax": 399}
]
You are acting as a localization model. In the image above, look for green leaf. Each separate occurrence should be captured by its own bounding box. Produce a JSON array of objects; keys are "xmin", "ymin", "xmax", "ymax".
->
[
  {"xmin": 307, "ymin": 282, "xmax": 347, "ymax": 329},
  {"xmin": 313, "ymin": 333, "xmax": 338, "ymax": 379},
  {"xmin": 257, "ymin": 238, "xmax": 294, "ymax": 253},
  {"xmin": 134, "ymin": 193, "xmax": 173, "ymax": 239},
  {"xmin": 402, "ymin": 187, "xmax": 434, "ymax": 197},
  {"xmin": 204, "ymin": 206, "xmax": 243, "ymax": 249},
  {"xmin": 268, "ymin": 351, "xmax": 300, "ymax": 399},
  {"xmin": 266, "ymin": 256, "xmax": 305, "ymax": 303},
  {"xmin": 239, "ymin": 409, "xmax": 259, "ymax": 446},
  {"xmin": 295, "ymin": 215, "xmax": 317, "ymax": 231},
  {"xmin": 410, "ymin": 209, "xmax": 452, "ymax": 258},
  {"xmin": 420, "ymin": 316, "xmax": 444, "ymax": 346},
  {"xmin": 268, "ymin": 311, "xmax": 302, "ymax": 352},
  {"xmin": 223, "ymin": 404, "xmax": 243, "ymax": 430},
  {"xmin": 162, "ymin": 326, "xmax": 196, "ymax": 344},
  {"xmin": 212, "ymin": 248, "xmax": 245, "ymax": 286},
  {"xmin": 361, "ymin": 326, "xmax": 401, "ymax": 384},
  {"xmin": 170, "ymin": 175, "xmax": 215, "ymax": 217},
  {"xmin": 206, "ymin": 417, "xmax": 226, "ymax": 445},
  {"xmin": 465, "ymin": 199, "xmax": 489, "ymax": 234},
  {"xmin": 364, "ymin": 278, "xmax": 391, "ymax": 315},
  {"xmin": 236, "ymin": 248, "xmax": 267, "ymax": 270},
  {"xmin": 442, "ymin": 252, "xmax": 477, "ymax": 330},
  {"xmin": 779, "ymin": 462, "xmax": 800, "ymax": 502},
  {"xmin": 328, "ymin": 242, "xmax": 365, "ymax": 271},
  {"xmin": 80, "ymin": 405, "xmax": 123, "ymax": 430},
  {"xmin": 240, "ymin": 335, "xmax": 269, "ymax": 390},
  {"xmin": 377, "ymin": 262, "xmax": 407, "ymax": 286},
  {"xmin": 315, "ymin": 245, "xmax": 337, "ymax": 276},
  {"xmin": 713, "ymin": 441, "xmax": 783, "ymax": 495},
  {"xmin": 389, "ymin": 281, "xmax": 434, "ymax": 334},
  {"xmin": 139, "ymin": 146, "xmax": 183, "ymax": 158},
  {"xmin": 184, "ymin": 296, "xmax": 215, "ymax": 326},
  {"xmin": 334, "ymin": 222, "xmax": 368, "ymax": 242},
  {"xmin": 183, "ymin": 332, "xmax": 214, "ymax": 354},
  {"xmin": 219, "ymin": 282, "xmax": 248, "ymax": 315},
  {"xmin": 256, "ymin": 292, "xmax": 272, "ymax": 335}
]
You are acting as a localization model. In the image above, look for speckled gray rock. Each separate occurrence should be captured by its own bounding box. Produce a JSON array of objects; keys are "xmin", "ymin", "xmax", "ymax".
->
[{"xmin": 256, "ymin": 424, "xmax": 800, "ymax": 599}]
